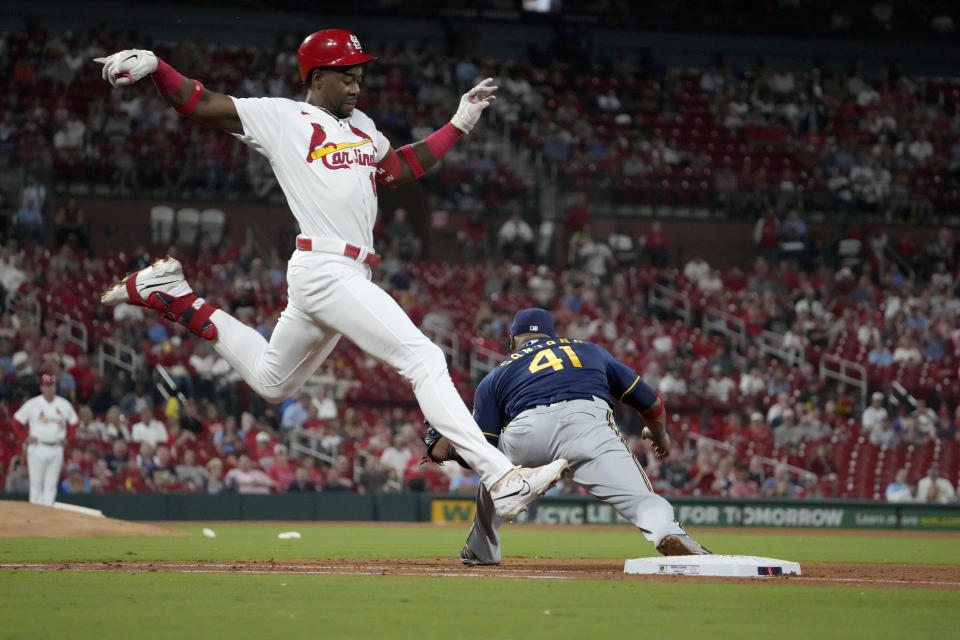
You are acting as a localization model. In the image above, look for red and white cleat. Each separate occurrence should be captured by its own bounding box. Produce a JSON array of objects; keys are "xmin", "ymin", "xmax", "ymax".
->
[{"xmin": 100, "ymin": 257, "xmax": 218, "ymax": 340}]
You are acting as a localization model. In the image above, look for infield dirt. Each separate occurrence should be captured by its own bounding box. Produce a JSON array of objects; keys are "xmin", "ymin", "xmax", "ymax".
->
[{"xmin": 3, "ymin": 558, "xmax": 958, "ymax": 591}]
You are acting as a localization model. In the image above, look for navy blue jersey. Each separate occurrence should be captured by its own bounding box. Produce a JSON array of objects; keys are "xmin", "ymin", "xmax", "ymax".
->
[{"xmin": 472, "ymin": 337, "xmax": 658, "ymax": 443}]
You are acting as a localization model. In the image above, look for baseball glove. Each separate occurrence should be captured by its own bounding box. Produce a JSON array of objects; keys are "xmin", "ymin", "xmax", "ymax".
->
[{"xmin": 423, "ymin": 422, "xmax": 471, "ymax": 469}]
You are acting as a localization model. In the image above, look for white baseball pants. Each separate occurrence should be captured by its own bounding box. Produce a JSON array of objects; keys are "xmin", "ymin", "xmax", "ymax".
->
[
  {"xmin": 465, "ymin": 397, "xmax": 685, "ymax": 564},
  {"xmin": 26, "ymin": 443, "xmax": 63, "ymax": 506},
  {"xmin": 209, "ymin": 250, "xmax": 514, "ymax": 485}
]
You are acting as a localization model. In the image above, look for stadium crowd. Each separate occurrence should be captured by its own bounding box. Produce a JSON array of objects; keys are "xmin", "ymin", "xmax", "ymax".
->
[
  {"xmin": 3, "ymin": 23, "xmax": 960, "ymax": 228},
  {"xmin": 0, "ymin": 218, "xmax": 957, "ymax": 502},
  {"xmin": 0, "ymin": 21, "xmax": 958, "ymax": 504}
]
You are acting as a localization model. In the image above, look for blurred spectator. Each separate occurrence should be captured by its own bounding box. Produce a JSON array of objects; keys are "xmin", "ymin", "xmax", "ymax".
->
[
  {"xmin": 205, "ymin": 458, "xmax": 225, "ymax": 494},
  {"xmin": 131, "ymin": 408, "xmax": 168, "ymax": 447},
  {"xmin": 564, "ymin": 192, "xmax": 593, "ymax": 234},
  {"xmin": 916, "ymin": 464, "xmax": 956, "ymax": 504},
  {"xmin": 103, "ymin": 440, "xmax": 129, "ymax": 474},
  {"xmin": 144, "ymin": 446, "xmax": 178, "ymax": 491},
  {"xmin": 807, "ymin": 443, "xmax": 835, "ymax": 478},
  {"xmin": 266, "ymin": 444, "xmax": 296, "ymax": 490},
  {"xmin": 287, "ymin": 467, "xmax": 317, "ymax": 492},
  {"xmin": 175, "ymin": 450, "xmax": 208, "ymax": 491},
  {"xmin": 58, "ymin": 463, "xmax": 90, "ymax": 494},
  {"xmin": 892, "ymin": 336, "xmax": 922, "ymax": 364},
  {"xmin": 568, "ymin": 224, "xmax": 614, "ymax": 279},
  {"xmin": 772, "ymin": 408, "xmax": 801, "ymax": 445},
  {"xmin": 380, "ymin": 432, "xmax": 413, "ymax": 482},
  {"xmin": 658, "ymin": 451, "xmax": 691, "ymax": 492},
  {"xmin": 911, "ymin": 399, "xmax": 937, "ymax": 435},
  {"xmin": 642, "ymin": 221, "xmax": 669, "ymax": 267},
  {"xmin": 94, "ymin": 406, "xmax": 130, "ymax": 442},
  {"xmin": 739, "ymin": 366, "xmax": 765, "ymax": 397},
  {"xmin": 281, "ymin": 393, "xmax": 312, "ymax": 431},
  {"xmin": 727, "ymin": 465, "xmax": 761, "ymax": 498},
  {"xmin": 300, "ymin": 456, "xmax": 326, "ymax": 487},
  {"xmin": 746, "ymin": 454, "xmax": 767, "ymax": 486},
  {"xmin": 5, "ymin": 456, "xmax": 29, "ymax": 494},
  {"xmin": 449, "ymin": 466, "xmax": 482, "ymax": 493},
  {"xmin": 214, "ymin": 416, "xmax": 245, "ymax": 456},
  {"xmin": 356, "ymin": 454, "xmax": 390, "ymax": 494},
  {"xmin": 870, "ymin": 415, "xmax": 898, "ymax": 446},
  {"xmin": 311, "ymin": 387, "xmax": 338, "ymax": 421},
  {"xmin": 497, "ymin": 211, "xmax": 535, "ymax": 262},
  {"xmin": 683, "ymin": 254, "xmax": 710, "ymax": 284},
  {"xmin": 935, "ymin": 408, "xmax": 957, "ymax": 440},
  {"xmin": 705, "ymin": 365, "xmax": 736, "ymax": 404},
  {"xmin": 862, "ymin": 392, "xmax": 888, "ymax": 433},
  {"xmin": 89, "ymin": 460, "xmax": 115, "ymax": 492},
  {"xmin": 323, "ymin": 456, "xmax": 355, "ymax": 492},
  {"xmin": 14, "ymin": 175, "xmax": 46, "ymax": 245},
  {"xmin": 658, "ymin": 365, "xmax": 688, "ymax": 398},
  {"xmin": 403, "ymin": 442, "xmax": 447, "ymax": 491},
  {"xmin": 762, "ymin": 463, "xmax": 800, "ymax": 498},
  {"xmin": 868, "ymin": 338, "xmax": 893, "ymax": 366},
  {"xmin": 224, "ymin": 454, "xmax": 273, "ymax": 494},
  {"xmin": 753, "ymin": 211, "xmax": 780, "ymax": 262},
  {"xmin": 885, "ymin": 468, "xmax": 913, "ymax": 502}
]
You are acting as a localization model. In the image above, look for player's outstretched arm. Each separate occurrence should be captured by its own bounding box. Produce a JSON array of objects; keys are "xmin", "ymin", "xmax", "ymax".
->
[
  {"xmin": 377, "ymin": 78, "xmax": 497, "ymax": 187},
  {"xmin": 94, "ymin": 49, "xmax": 242, "ymax": 134}
]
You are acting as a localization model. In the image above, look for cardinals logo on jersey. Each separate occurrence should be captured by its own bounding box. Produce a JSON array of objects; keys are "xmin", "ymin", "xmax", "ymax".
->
[
  {"xmin": 305, "ymin": 122, "xmax": 376, "ymax": 170},
  {"xmin": 306, "ymin": 123, "xmax": 327, "ymax": 163}
]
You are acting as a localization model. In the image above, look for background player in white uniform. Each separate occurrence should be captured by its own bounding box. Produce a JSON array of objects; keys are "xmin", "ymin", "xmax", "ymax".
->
[
  {"xmin": 12, "ymin": 373, "xmax": 79, "ymax": 506},
  {"xmin": 93, "ymin": 30, "xmax": 566, "ymax": 519},
  {"xmin": 425, "ymin": 308, "xmax": 712, "ymax": 565}
]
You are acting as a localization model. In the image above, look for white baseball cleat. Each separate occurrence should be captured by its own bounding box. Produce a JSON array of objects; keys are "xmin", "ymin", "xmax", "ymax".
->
[
  {"xmin": 100, "ymin": 257, "xmax": 193, "ymax": 306},
  {"xmin": 100, "ymin": 257, "xmax": 218, "ymax": 340},
  {"xmin": 491, "ymin": 458, "xmax": 568, "ymax": 521}
]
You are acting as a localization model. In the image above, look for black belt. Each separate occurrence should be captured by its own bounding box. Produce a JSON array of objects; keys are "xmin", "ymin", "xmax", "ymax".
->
[{"xmin": 519, "ymin": 396, "xmax": 599, "ymax": 413}]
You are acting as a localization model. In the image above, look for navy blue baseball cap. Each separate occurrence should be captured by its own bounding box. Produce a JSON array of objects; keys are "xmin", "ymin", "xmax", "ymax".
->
[{"xmin": 509, "ymin": 308, "xmax": 555, "ymax": 338}]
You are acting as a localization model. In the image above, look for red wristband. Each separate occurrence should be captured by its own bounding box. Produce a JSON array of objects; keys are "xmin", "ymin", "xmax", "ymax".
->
[
  {"xmin": 176, "ymin": 80, "xmax": 205, "ymax": 116},
  {"xmin": 424, "ymin": 122, "xmax": 462, "ymax": 159},
  {"xmin": 376, "ymin": 147, "xmax": 403, "ymax": 185},
  {"xmin": 641, "ymin": 392, "xmax": 665, "ymax": 420},
  {"xmin": 399, "ymin": 144, "xmax": 424, "ymax": 178},
  {"xmin": 152, "ymin": 59, "xmax": 185, "ymax": 96}
]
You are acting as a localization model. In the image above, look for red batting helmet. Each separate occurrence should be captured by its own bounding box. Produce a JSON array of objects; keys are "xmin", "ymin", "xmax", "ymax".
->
[{"xmin": 298, "ymin": 29, "xmax": 376, "ymax": 84}]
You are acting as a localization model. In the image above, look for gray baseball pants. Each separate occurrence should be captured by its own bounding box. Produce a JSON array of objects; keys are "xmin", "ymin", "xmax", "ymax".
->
[{"xmin": 465, "ymin": 396, "xmax": 684, "ymax": 564}]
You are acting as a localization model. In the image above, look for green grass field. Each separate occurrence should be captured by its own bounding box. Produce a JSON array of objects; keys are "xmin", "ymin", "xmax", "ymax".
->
[{"xmin": 2, "ymin": 525, "xmax": 959, "ymax": 640}]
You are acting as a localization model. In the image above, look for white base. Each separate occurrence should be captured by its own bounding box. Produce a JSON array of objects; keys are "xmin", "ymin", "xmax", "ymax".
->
[
  {"xmin": 624, "ymin": 555, "xmax": 801, "ymax": 577},
  {"xmin": 53, "ymin": 502, "xmax": 104, "ymax": 518}
]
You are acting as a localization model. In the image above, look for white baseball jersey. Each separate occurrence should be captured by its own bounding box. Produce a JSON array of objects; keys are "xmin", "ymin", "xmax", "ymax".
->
[
  {"xmin": 202, "ymin": 94, "xmax": 519, "ymax": 487},
  {"xmin": 231, "ymin": 97, "xmax": 390, "ymax": 248},
  {"xmin": 14, "ymin": 395, "xmax": 78, "ymax": 443}
]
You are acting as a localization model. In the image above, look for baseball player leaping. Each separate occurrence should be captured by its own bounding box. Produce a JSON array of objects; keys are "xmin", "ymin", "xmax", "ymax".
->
[
  {"xmin": 425, "ymin": 308, "xmax": 711, "ymax": 565},
  {"xmin": 94, "ymin": 30, "xmax": 566, "ymax": 519}
]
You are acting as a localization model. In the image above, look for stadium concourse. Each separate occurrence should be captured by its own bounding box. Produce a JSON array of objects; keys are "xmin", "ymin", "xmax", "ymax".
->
[{"xmin": 0, "ymin": 21, "xmax": 958, "ymax": 505}]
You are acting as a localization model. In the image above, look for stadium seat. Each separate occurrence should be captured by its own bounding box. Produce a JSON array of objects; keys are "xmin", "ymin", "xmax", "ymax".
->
[
  {"xmin": 175, "ymin": 208, "xmax": 201, "ymax": 247},
  {"xmin": 199, "ymin": 209, "xmax": 227, "ymax": 248},
  {"xmin": 150, "ymin": 206, "xmax": 175, "ymax": 245}
]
